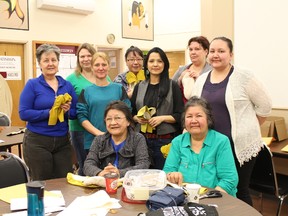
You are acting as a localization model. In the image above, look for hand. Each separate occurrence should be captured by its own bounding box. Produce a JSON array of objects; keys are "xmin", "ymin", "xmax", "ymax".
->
[
  {"xmin": 187, "ymin": 70, "xmax": 199, "ymax": 79},
  {"xmin": 148, "ymin": 116, "xmax": 163, "ymax": 128},
  {"xmin": 167, "ymin": 172, "xmax": 183, "ymax": 186},
  {"xmin": 135, "ymin": 116, "xmax": 149, "ymax": 125},
  {"xmin": 61, "ymin": 101, "xmax": 71, "ymax": 113},
  {"xmin": 98, "ymin": 163, "xmax": 120, "ymax": 177}
]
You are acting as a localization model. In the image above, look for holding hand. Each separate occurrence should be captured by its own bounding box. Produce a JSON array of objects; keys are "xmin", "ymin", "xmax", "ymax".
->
[
  {"xmin": 167, "ymin": 172, "xmax": 183, "ymax": 186},
  {"xmin": 98, "ymin": 163, "xmax": 120, "ymax": 177}
]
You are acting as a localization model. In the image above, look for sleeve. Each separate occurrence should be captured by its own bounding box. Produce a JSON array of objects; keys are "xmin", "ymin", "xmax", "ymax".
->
[
  {"xmin": 118, "ymin": 133, "xmax": 150, "ymax": 177},
  {"xmin": 171, "ymin": 81, "xmax": 184, "ymax": 125},
  {"xmin": 120, "ymin": 86, "xmax": 131, "ymax": 109},
  {"xmin": 19, "ymin": 80, "xmax": 50, "ymax": 122},
  {"xmin": 67, "ymin": 81, "xmax": 77, "ymax": 120},
  {"xmin": 130, "ymin": 83, "xmax": 139, "ymax": 116},
  {"xmin": 172, "ymin": 66, "xmax": 183, "ymax": 82},
  {"xmin": 83, "ymin": 137, "xmax": 103, "ymax": 176},
  {"xmin": 245, "ymin": 73, "xmax": 272, "ymax": 117},
  {"xmin": 215, "ymin": 136, "xmax": 239, "ymax": 196},
  {"xmin": 76, "ymin": 89, "xmax": 89, "ymax": 124},
  {"xmin": 163, "ymin": 136, "xmax": 182, "ymax": 173}
]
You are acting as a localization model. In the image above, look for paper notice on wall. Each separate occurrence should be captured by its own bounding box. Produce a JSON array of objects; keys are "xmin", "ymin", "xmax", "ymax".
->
[{"xmin": 0, "ymin": 56, "xmax": 21, "ymax": 80}]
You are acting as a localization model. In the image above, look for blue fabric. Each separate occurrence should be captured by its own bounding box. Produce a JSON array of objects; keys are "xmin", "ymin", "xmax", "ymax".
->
[
  {"xmin": 77, "ymin": 82, "xmax": 131, "ymax": 150},
  {"xmin": 111, "ymin": 138, "xmax": 126, "ymax": 168},
  {"xmin": 163, "ymin": 130, "xmax": 238, "ymax": 196},
  {"xmin": 19, "ymin": 74, "xmax": 77, "ymax": 137}
]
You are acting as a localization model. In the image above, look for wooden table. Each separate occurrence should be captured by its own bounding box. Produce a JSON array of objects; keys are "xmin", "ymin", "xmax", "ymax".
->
[
  {"xmin": 0, "ymin": 178, "xmax": 262, "ymax": 216},
  {"xmin": 0, "ymin": 126, "xmax": 24, "ymax": 158},
  {"xmin": 269, "ymin": 139, "xmax": 288, "ymax": 175}
]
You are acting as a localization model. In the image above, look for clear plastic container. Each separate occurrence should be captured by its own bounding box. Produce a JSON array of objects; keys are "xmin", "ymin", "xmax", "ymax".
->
[{"xmin": 123, "ymin": 169, "xmax": 167, "ymax": 200}]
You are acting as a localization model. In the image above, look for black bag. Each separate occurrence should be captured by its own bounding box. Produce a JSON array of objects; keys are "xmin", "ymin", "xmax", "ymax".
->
[
  {"xmin": 142, "ymin": 202, "xmax": 219, "ymax": 216},
  {"xmin": 146, "ymin": 186, "xmax": 185, "ymax": 211}
]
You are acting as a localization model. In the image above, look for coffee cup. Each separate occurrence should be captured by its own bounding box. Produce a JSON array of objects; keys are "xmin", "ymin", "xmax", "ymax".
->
[
  {"xmin": 104, "ymin": 172, "xmax": 119, "ymax": 194},
  {"xmin": 185, "ymin": 183, "xmax": 201, "ymax": 203},
  {"xmin": 26, "ymin": 181, "xmax": 45, "ymax": 216}
]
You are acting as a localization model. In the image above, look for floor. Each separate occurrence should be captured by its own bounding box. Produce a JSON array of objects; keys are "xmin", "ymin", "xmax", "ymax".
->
[{"xmin": 251, "ymin": 190, "xmax": 288, "ymax": 216}]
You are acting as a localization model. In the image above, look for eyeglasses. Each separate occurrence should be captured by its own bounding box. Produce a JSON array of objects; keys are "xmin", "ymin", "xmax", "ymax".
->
[
  {"xmin": 127, "ymin": 58, "xmax": 143, "ymax": 63},
  {"xmin": 105, "ymin": 116, "xmax": 126, "ymax": 123}
]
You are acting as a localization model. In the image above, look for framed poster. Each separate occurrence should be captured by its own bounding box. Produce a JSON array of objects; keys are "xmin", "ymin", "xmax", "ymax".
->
[
  {"xmin": 121, "ymin": 0, "xmax": 154, "ymax": 41},
  {"xmin": 0, "ymin": 0, "xmax": 29, "ymax": 30}
]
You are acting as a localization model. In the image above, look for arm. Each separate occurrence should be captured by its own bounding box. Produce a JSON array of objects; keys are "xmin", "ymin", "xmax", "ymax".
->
[{"xmin": 215, "ymin": 136, "xmax": 238, "ymax": 196}]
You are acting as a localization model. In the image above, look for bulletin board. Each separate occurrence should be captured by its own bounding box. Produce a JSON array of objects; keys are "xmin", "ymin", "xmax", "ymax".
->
[{"xmin": 32, "ymin": 41, "xmax": 80, "ymax": 79}]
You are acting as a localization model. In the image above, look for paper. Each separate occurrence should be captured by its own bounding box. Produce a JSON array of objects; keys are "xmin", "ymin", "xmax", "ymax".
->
[
  {"xmin": 57, "ymin": 190, "xmax": 121, "ymax": 216},
  {"xmin": 262, "ymin": 137, "xmax": 274, "ymax": 146},
  {"xmin": 281, "ymin": 145, "xmax": 288, "ymax": 152},
  {"xmin": 0, "ymin": 139, "xmax": 4, "ymax": 143}
]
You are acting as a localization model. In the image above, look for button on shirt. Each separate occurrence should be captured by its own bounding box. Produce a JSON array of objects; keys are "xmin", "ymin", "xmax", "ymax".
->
[{"xmin": 163, "ymin": 129, "xmax": 238, "ymax": 196}]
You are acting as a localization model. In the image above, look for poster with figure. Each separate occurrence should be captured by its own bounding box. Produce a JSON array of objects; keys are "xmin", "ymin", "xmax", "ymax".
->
[
  {"xmin": 0, "ymin": 0, "xmax": 29, "ymax": 30},
  {"xmin": 122, "ymin": 0, "xmax": 154, "ymax": 41}
]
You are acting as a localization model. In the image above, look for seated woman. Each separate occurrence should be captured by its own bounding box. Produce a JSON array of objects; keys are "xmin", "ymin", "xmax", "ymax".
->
[
  {"xmin": 163, "ymin": 96, "xmax": 238, "ymax": 196},
  {"xmin": 83, "ymin": 101, "xmax": 150, "ymax": 178}
]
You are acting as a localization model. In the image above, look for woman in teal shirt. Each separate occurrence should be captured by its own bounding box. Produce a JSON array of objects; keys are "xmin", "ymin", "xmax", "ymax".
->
[{"xmin": 163, "ymin": 96, "xmax": 238, "ymax": 196}]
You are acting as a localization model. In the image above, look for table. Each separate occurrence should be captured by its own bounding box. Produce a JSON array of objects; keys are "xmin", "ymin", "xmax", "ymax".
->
[
  {"xmin": 0, "ymin": 126, "xmax": 24, "ymax": 158},
  {"xmin": 0, "ymin": 178, "xmax": 262, "ymax": 216},
  {"xmin": 269, "ymin": 139, "xmax": 288, "ymax": 158}
]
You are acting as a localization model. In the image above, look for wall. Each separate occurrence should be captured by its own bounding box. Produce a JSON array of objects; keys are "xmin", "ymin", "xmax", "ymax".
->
[{"xmin": 0, "ymin": 0, "xmax": 201, "ymax": 80}]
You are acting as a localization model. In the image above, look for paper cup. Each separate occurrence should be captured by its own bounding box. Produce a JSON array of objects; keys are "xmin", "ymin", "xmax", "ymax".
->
[{"xmin": 185, "ymin": 183, "xmax": 201, "ymax": 203}]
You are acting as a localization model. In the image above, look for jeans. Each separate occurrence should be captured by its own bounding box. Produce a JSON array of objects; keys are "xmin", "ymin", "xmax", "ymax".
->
[
  {"xmin": 146, "ymin": 138, "xmax": 173, "ymax": 170},
  {"xmin": 23, "ymin": 129, "xmax": 72, "ymax": 181},
  {"xmin": 70, "ymin": 131, "xmax": 87, "ymax": 176}
]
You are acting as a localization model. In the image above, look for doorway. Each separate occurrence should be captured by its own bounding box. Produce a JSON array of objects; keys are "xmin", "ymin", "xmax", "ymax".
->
[{"xmin": 0, "ymin": 43, "xmax": 26, "ymax": 127}]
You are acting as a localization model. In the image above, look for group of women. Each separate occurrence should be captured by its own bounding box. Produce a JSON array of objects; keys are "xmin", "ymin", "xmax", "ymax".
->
[{"xmin": 19, "ymin": 36, "xmax": 272, "ymax": 206}]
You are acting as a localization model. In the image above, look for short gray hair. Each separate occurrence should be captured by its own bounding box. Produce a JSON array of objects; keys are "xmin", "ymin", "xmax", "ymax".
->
[{"xmin": 36, "ymin": 44, "xmax": 61, "ymax": 64}]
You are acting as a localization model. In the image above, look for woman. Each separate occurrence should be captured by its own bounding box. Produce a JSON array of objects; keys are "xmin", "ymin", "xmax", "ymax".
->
[
  {"xmin": 193, "ymin": 37, "xmax": 272, "ymax": 205},
  {"xmin": 163, "ymin": 96, "xmax": 238, "ymax": 196},
  {"xmin": 77, "ymin": 52, "xmax": 131, "ymax": 152},
  {"xmin": 113, "ymin": 46, "xmax": 145, "ymax": 98},
  {"xmin": 19, "ymin": 44, "xmax": 77, "ymax": 181},
  {"xmin": 172, "ymin": 36, "xmax": 211, "ymax": 103},
  {"xmin": 131, "ymin": 47, "xmax": 184, "ymax": 169},
  {"xmin": 83, "ymin": 101, "xmax": 150, "ymax": 178}
]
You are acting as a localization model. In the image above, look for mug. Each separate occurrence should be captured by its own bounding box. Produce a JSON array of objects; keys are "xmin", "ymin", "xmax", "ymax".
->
[
  {"xmin": 26, "ymin": 181, "xmax": 45, "ymax": 216},
  {"xmin": 185, "ymin": 183, "xmax": 201, "ymax": 203}
]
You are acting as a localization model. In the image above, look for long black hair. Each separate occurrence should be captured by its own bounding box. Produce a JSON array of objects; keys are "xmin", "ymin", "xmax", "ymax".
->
[{"xmin": 143, "ymin": 47, "xmax": 170, "ymax": 105}]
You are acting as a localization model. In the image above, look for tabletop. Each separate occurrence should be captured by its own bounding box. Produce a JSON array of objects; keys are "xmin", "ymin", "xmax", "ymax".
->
[
  {"xmin": 269, "ymin": 139, "xmax": 288, "ymax": 158},
  {"xmin": 0, "ymin": 178, "xmax": 262, "ymax": 216},
  {"xmin": 0, "ymin": 126, "xmax": 24, "ymax": 149}
]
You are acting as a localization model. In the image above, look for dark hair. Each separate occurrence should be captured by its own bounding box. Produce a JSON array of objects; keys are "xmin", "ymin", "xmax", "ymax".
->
[
  {"xmin": 75, "ymin": 43, "xmax": 96, "ymax": 75},
  {"xmin": 104, "ymin": 101, "xmax": 135, "ymax": 129},
  {"xmin": 182, "ymin": 96, "xmax": 214, "ymax": 129},
  {"xmin": 125, "ymin": 46, "xmax": 144, "ymax": 60},
  {"xmin": 187, "ymin": 36, "xmax": 210, "ymax": 51},
  {"xmin": 211, "ymin": 37, "xmax": 233, "ymax": 53},
  {"xmin": 143, "ymin": 47, "xmax": 170, "ymax": 103},
  {"xmin": 36, "ymin": 44, "xmax": 60, "ymax": 64}
]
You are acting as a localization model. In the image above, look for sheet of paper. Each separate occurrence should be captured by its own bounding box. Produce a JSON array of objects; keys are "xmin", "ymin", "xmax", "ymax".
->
[
  {"xmin": 0, "ymin": 183, "xmax": 60, "ymax": 204},
  {"xmin": 57, "ymin": 190, "xmax": 121, "ymax": 216},
  {"xmin": 10, "ymin": 190, "xmax": 65, "ymax": 211},
  {"xmin": 281, "ymin": 144, "xmax": 288, "ymax": 152},
  {"xmin": 262, "ymin": 137, "xmax": 274, "ymax": 146}
]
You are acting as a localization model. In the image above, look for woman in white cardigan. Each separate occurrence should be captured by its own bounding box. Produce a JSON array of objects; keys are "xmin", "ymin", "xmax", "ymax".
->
[{"xmin": 193, "ymin": 37, "xmax": 272, "ymax": 206}]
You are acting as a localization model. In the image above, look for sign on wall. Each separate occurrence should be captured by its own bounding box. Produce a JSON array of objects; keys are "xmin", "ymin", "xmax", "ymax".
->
[{"xmin": 0, "ymin": 56, "xmax": 21, "ymax": 80}]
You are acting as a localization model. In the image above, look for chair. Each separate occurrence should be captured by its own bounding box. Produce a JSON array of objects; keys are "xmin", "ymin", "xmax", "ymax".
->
[
  {"xmin": 249, "ymin": 144, "xmax": 288, "ymax": 216},
  {"xmin": 0, "ymin": 112, "xmax": 11, "ymax": 126},
  {"xmin": 0, "ymin": 152, "xmax": 30, "ymax": 188}
]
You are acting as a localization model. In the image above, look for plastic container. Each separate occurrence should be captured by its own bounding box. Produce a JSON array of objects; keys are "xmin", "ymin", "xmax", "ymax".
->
[{"xmin": 123, "ymin": 169, "xmax": 167, "ymax": 200}]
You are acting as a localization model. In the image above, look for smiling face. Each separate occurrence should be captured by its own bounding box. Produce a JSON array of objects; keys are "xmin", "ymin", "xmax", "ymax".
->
[
  {"xmin": 92, "ymin": 57, "xmax": 109, "ymax": 80},
  {"xmin": 105, "ymin": 109, "xmax": 130, "ymax": 138},
  {"xmin": 79, "ymin": 48, "xmax": 93, "ymax": 72},
  {"xmin": 208, "ymin": 39, "xmax": 233, "ymax": 71},
  {"xmin": 39, "ymin": 51, "xmax": 59, "ymax": 77},
  {"xmin": 188, "ymin": 41, "xmax": 208, "ymax": 65},
  {"xmin": 184, "ymin": 105, "xmax": 209, "ymax": 137},
  {"xmin": 126, "ymin": 51, "xmax": 143, "ymax": 73},
  {"xmin": 147, "ymin": 52, "xmax": 164, "ymax": 76}
]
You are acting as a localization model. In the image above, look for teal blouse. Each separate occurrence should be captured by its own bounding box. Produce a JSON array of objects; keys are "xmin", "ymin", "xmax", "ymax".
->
[{"xmin": 163, "ymin": 130, "xmax": 238, "ymax": 196}]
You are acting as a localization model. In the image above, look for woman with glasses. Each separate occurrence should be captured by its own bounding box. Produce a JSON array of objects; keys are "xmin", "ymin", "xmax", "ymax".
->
[
  {"xmin": 83, "ymin": 101, "xmax": 150, "ymax": 177},
  {"xmin": 114, "ymin": 46, "xmax": 145, "ymax": 98},
  {"xmin": 77, "ymin": 52, "xmax": 131, "ymax": 153},
  {"xmin": 130, "ymin": 47, "xmax": 184, "ymax": 170}
]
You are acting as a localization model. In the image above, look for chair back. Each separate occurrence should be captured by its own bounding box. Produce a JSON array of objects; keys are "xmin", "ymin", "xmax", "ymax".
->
[
  {"xmin": 0, "ymin": 152, "xmax": 30, "ymax": 188},
  {"xmin": 0, "ymin": 112, "xmax": 11, "ymax": 126},
  {"xmin": 250, "ymin": 144, "xmax": 279, "ymax": 197}
]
